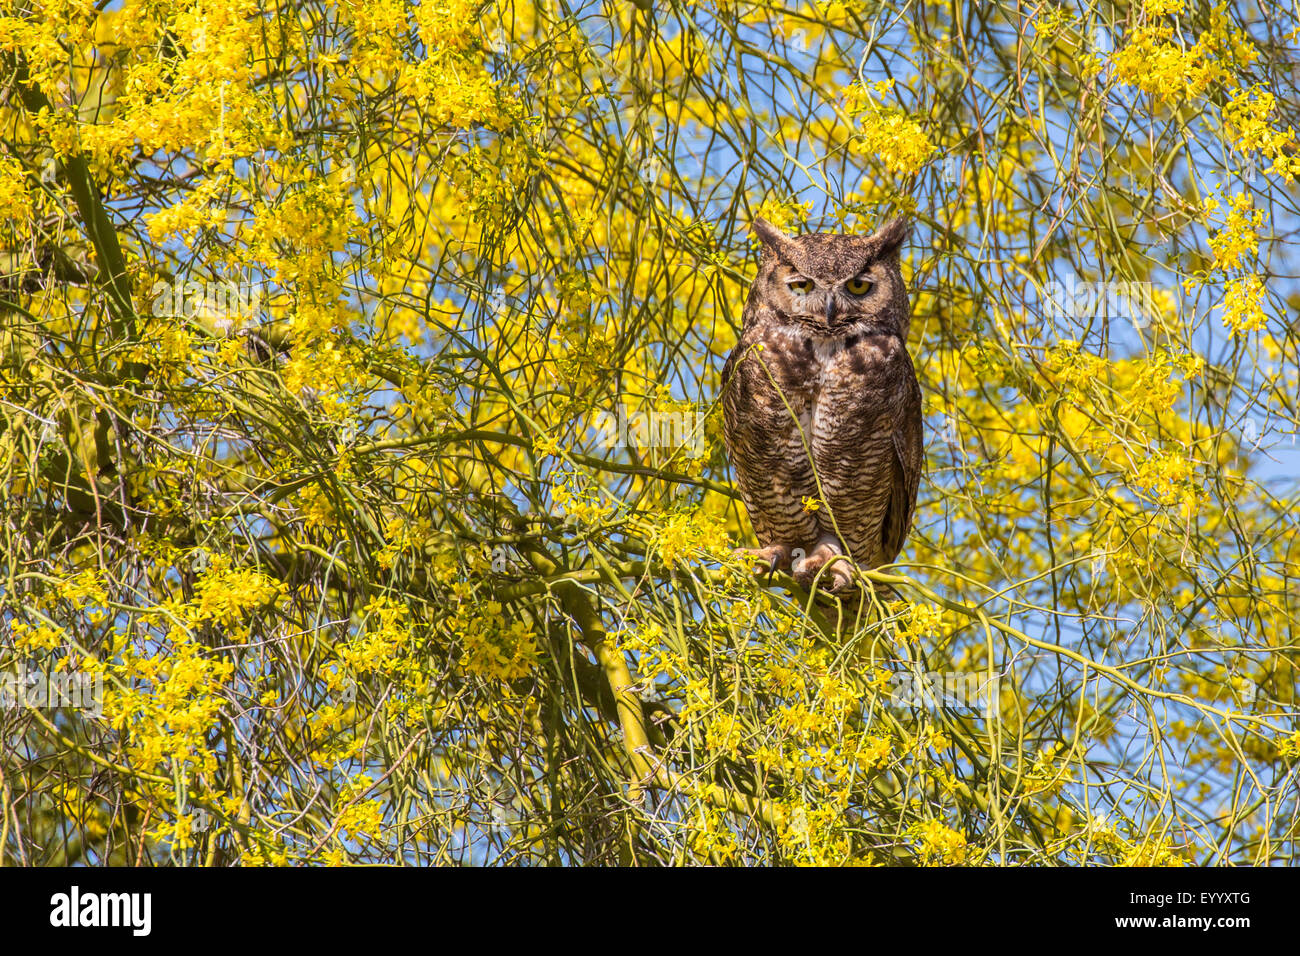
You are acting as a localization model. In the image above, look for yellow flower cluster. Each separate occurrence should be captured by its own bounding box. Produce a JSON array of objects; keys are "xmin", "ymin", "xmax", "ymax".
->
[
  {"xmin": 1196, "ymin": 193, "xmax": 1269, "ymax": 335},
  {"xmin": 283, "ymin": 340, "xmax": 365, "ymax": 415},
  {"xmin": 413, "ymin": 1, "xmax": 482, "ymax": 54},
  {"xmin": 335, "ymin": 775, "xmax": 385, "ymax": 841},
  {"xmin": 1221, "ymin": 86, "xmax": 1300, "ymax": 182},
  {"xmin": 687, "ymin": 808, "xmax": 741, "ymax": 863},
  {"xmin": 552, "ymin": 474, "xmax": 615, "ymax": 526},
  {"xmin": 894, "ymin": 602, "xmax": 947, "ymax": 644},
  {"xmin": 453, "ymin": 599, "xmax": 541, "ymax": 681},
  {"xmin": 402, "ymin": 59, "xmax": 517, "ymax": 131},
  {"xmin": 650, "ymin": 509, "xmax": 732, "ymax": 568},
  {"xmin": 144, "ymin": 178, "xmax": 229, "ymax": 242},
  {"xmin": 1132, "ymin": 451, "xmax": 1199, "ymax": 514},
  {"xmin": 1113, "ymin": 25, "xmax": 1225, "ymax": 101},
  {"xmin": 1277, "ymin": 731, "xmax": 1300, "ymax": 759},
  {"xmin": 0, "ymin": 153, "xmax": 31, "ymax": 222},
  {"xmin": 376, "ymin": 515, "xmax": 439, "ymax": 570},
  {"xmin": 704, "ymin": 712, "xmax": 744, "ymax": 758},
  {"xmin": 297, "ymin": 485, "xmax": 339, "ymax": 534},
  {"xmin": 193, "ymin": 556, "xmax": 287, "ymax": 630},
  {"xmin": 1031, "ymin": 5, "xmax": 1076, "ymax": 40},
  {"xmin": 347, "ymin": 0, "xmax": 409, "ymax": 64},
  {"xmin": 910, "ymin": 819, "xmax": 969, "ymax": 865},
  {"xmin": 751, "ymin": 196, "xmax": 813, "ymax": 237},
  {"xmin": 394, "ymin": 381, "xmax": 454, "ymax": 433},
  {"xmin": 56, "ymin": 569, "xmax": 110, "ymax": 608},
  {"xmin": 337, "ymin": 597, "xmax": 411, "ymax": 676},
  {"xmin": 1023, "ymin": 745, "xmax": 1074, "ymax": 796},
  {"xmin": 1205, "ymin": 192, "xmax": 1262, "ymax": 270},
  {"xmin": 843, "ymin": 83, "xmax": 936, "ymax": 175},
  {"xmin": 104, "ymin": 638, "xmax": 234, "ymax": 778},
  {"xmin": 11, "ymin": 621, "xmax": 66, "ymax": 653},
  {"xmin": 1075, "ymin": 817, "xmax": 1187, "ymax": 866},
  {"xmin": 1221, "ymin": 274, "xmax": 1267, "ymax": 334}
]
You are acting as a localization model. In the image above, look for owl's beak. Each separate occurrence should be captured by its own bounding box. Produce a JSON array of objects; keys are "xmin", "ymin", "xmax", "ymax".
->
[{"xmin": 824, "ymin": 296, "xmax": 838, "ymax": 325}]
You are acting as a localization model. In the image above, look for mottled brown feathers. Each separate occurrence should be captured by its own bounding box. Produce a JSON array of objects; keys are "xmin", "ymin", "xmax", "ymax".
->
[{"xmin": 722, "ymin": 216, "xmax": 924, "ymax": 589}]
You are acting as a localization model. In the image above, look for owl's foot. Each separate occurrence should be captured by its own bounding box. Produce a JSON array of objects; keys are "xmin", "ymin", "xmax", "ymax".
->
[
  {"xmin": 735, "ymin": 544, "xmax": 795, "ymax": 578},
  {"xmin": 793, "ymin": 540, "xmax": 857, "ymax": 592}
]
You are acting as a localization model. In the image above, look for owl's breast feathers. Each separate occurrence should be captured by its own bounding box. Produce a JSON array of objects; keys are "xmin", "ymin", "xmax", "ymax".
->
[{"xmin": 722, "ymin": 321, "xmax": 923, "ymax": 568}]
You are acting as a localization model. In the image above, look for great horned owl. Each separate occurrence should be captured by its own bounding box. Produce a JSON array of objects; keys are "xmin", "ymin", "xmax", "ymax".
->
[{"xmin": 721, "ymin": 216, "xmax": 923, "ymax": 591}]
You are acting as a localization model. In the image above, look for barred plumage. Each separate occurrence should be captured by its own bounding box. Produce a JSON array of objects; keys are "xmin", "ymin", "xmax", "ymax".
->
[{"xmin": 721, "ymin": 216, "xmax": 923, "ymax": 590}]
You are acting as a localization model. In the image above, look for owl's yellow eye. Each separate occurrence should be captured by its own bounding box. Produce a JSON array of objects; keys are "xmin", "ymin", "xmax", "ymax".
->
[
  {"xmin": 787, "ymin": 277, "xmax": 814, "ymax": 293},
  {"xmin": 845, "ymin": 276, "xmax": 874, "ymax": 295}
]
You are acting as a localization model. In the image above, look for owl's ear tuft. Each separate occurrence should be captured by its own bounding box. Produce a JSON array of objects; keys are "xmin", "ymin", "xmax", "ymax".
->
[
  {"xmin": 870, "ymin": 216, "xmax": 912, "ymax": 256},
  {"xmin": 752, "ymin": 217, "xmax": 797, "ymax": 260}
]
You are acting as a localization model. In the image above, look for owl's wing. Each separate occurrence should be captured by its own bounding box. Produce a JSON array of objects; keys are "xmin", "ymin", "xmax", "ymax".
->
[
  {"xmin": 880, "ymin": 368, "xmax": 924, "ymax": 565},
  {"xmin": 719, "ymin": 346, "xmax": 742, "ymax": 456},
  {"xmin": 721, "ymin": 341, "xmax": 824, "ymax": 551}
]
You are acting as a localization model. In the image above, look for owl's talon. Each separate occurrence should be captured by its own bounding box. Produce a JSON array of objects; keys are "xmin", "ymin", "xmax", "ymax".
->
[
  {"xmin": 734, "ymin": 544, "xmax": 794, "ymax": 578},
  {"xmin": 823, "ymin": 559, "xmax": 857, "ymax": 593},
  {"xmin": 793, "ymin": 543, "xmax": 857, "ymax": 593}
]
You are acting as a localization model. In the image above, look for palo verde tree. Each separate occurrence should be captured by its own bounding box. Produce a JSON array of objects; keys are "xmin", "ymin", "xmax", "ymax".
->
[{"xmin": 1, "ymin": 0, "xmax": 1298, "ymax": 865}]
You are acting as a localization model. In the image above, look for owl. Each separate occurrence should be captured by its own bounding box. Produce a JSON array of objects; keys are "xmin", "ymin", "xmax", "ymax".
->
[{"xmin": 721, "ymin": 215, "xmax": 923, "ymax": 591}]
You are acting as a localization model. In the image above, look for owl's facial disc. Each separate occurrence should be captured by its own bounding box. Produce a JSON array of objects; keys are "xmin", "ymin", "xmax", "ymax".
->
[{"xmin": 777, "ymin": 260, "xmax": 888, "ymax": 335}]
